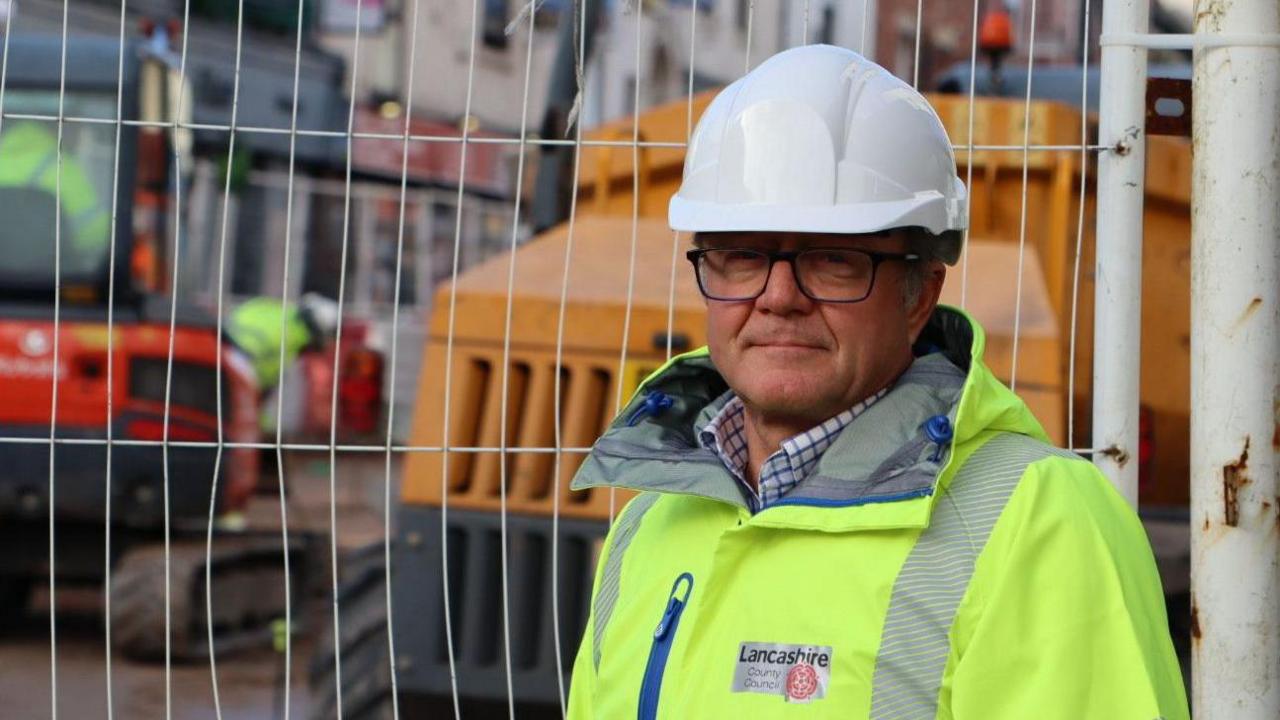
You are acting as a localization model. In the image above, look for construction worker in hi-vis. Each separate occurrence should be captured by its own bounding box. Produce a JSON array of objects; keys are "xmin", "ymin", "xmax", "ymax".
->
[
  {"xmin": 0, "ymin": 121, "xmax": 110, "ymax": 265},
  {"xmin": 567, "ymin": 45, "xmax": 1187, "ymax": 719},
  {"xmin": 227, "ymin": 292, "xmax": 339, "ymax": 392}
]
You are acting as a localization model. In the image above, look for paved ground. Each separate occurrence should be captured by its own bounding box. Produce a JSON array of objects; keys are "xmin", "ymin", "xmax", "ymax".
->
[
  {"xmin": 0, "ymin": 451, "xmax": 390, "ymax": 720},
  {"xmin": 0, "ymin": 586, "xmax": 318, "ymax": 720}
]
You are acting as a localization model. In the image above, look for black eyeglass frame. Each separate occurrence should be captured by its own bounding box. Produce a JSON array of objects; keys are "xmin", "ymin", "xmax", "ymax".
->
[{"xmin": 685, "ymin": 247, "xmax": 921, "ymax": 303}]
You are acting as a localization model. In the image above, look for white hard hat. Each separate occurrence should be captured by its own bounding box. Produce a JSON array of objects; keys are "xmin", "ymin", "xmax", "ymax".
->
[
  {"xmin": 669, "ymin": 45, "xmax": 967, "ymax": 264},
  {"xmin": 299, "ymin": 292, "xmax": 340, "ymax": 339}
]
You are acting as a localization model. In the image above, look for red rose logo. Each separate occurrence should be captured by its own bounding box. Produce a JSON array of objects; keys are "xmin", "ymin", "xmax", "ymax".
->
[{"xmin": 785, "ymin": 662, "xmax": 819, "ymax": 701}]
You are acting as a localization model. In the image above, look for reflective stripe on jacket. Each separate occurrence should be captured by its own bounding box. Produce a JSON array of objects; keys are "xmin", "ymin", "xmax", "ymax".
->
[{"xmin": 566, "ymin": 306, "xmax": 1188, "ymax": 720}]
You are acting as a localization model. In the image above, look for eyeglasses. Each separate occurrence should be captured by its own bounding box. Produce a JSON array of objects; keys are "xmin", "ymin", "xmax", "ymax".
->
[{"xmin": 685, "ymin": 247, "xmax": 920, "ymax": 303}]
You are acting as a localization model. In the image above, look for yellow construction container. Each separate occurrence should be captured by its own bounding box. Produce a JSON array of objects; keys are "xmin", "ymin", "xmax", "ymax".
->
[
  {"xmin": 402, "ymin": 91, "xmax": 1193, "ymax": 516},
  {"xmin": 400, "ymin": 215, "xmax": 700, "ymax": 517}
]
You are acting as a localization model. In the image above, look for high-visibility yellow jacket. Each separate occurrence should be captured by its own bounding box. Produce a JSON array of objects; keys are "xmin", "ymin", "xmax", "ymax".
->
[
  {"xmin": 0, "ymin": 121, "xmax": 110, "ymax": 260},
  {"xmin": 227, "ymin": 298, "xmax": 313, "ymax": 390},
  {"xmin": 567, "ymin": 307, "xmax": 1187, "ymax": 719}
]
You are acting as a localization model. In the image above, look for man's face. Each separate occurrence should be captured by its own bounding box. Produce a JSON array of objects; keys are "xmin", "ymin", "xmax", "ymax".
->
[{"xmin": 700, "ymin": 231, "xmax": 941, "ymax": 427}]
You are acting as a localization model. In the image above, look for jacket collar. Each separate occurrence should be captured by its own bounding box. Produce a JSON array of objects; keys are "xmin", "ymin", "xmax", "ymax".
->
[{"xmin": 571, "ymin": 306, "xmax": 1046, "ymax": 529}]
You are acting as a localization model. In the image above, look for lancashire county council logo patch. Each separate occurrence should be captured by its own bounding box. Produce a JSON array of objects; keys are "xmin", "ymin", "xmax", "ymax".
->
[{"xmin": 731, "ymin": 642, "xmax": 832, "ymax": 703}]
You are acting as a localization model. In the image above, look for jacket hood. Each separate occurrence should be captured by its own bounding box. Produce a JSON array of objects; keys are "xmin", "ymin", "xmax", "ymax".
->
[
  {"xmin": 920, "ymin": 306, "xmax": 1049, "ymax": 446},
  {"xmin": 571, "ymin": 306, "xmax": 1048, "ymax": 518}
]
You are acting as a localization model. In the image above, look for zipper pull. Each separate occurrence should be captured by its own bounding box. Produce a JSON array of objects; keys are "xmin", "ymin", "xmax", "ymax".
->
[
  {"xmin": 653, "ymin": 573, "xmax": 694, "ymax": 640},
  {"xmin": 653, "ymin": 598, "xmax": 681, "ymax": 640}
]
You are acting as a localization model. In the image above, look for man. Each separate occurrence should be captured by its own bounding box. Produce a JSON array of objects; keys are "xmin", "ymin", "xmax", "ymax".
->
[
  {"xmin": 227, "ymin": 292, "xmax": 339, "ymax": 392},
  {"xmin": 566, "ymin": 46, "xmax": 1187, "ymax": 719},
  {"xmin": 228, "ymin": 292, "xmax": 340, "ymax": 436},
  {"xmin": 0, "ymin": 120, "xmax": 111, "ymax": 266}
]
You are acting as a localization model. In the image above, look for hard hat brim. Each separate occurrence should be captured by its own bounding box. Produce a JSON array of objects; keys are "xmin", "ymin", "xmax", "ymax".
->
[{"xmin": 669, "ymin": 191, "xmax": 966, "ymax": 262}]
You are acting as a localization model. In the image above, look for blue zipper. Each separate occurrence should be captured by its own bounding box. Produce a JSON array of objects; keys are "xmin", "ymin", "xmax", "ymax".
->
[{"xmin": 637, "ymin": 572, "xmax": 694, "ymax": 720}]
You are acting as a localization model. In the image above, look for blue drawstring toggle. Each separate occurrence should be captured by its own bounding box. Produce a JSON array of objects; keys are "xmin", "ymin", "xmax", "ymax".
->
[
  {"xmin": 627, "ymin": 391, "xmax": 674, "ymax": 426},
  {"xmin": 923, "ymin": 414, "xmax": 953, "ymax": 462}
]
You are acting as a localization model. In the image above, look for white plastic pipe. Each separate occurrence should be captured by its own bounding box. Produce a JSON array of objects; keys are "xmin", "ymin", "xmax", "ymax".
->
[
  {"xmin": 1092, "ymin": 0, "xmax": 1148, "ymax": 506},
  {"xmin": 1190, "ymin": 0, "xmax": 1280, "ymax": 714}
]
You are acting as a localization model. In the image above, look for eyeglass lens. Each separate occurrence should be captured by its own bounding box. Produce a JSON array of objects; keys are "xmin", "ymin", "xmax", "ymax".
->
[{"xmin": 696, "ymin": 249, "xmax": 875, "ymax": 301}]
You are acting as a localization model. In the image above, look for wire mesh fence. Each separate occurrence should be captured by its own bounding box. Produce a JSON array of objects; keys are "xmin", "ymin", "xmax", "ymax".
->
[{"xmin": 0, "ymin": 0, "xmax": 1207, "ymax": 718}]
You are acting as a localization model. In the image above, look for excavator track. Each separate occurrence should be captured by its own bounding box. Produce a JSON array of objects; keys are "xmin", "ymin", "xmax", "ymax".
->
[{"xmin": 111, "ymin": 532, "xmax": 315, "ymax": 661}]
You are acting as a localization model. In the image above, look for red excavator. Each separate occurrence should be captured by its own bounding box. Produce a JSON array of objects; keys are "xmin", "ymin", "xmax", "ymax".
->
[{"xmin": 0, "ymin": 28, "xmax": 356, "ymax": 659}]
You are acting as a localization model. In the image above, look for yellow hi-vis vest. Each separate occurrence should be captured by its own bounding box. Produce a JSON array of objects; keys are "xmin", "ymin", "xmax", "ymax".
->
[
  {"xmin": 227, "ymin": 298, "xmax": 313, "ymax": 390},
  {"xmin": 567, "ymin": 307, "xmax": 1188, "ymax": 720}
]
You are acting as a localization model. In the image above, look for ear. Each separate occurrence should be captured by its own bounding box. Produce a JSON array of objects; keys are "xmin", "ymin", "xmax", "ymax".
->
[{"xmin": 907, "ymin": 262, "xmax": 946, "ymax": 343}]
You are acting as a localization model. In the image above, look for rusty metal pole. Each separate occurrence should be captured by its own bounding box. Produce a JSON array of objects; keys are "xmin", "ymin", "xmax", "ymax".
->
[
  {"xmin": 1190, "ymin": 0, "xmax": 1280, "ymax": 714},
  {"xmin": 1092, "ymin": 0, "xmax": 1148, "ymax": 506}
]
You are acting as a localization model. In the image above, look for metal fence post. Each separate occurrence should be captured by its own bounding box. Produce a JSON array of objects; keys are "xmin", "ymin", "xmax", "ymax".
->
[
  {"xmin": 1092, "ymin": 0, "xmax": 1148, "ymax": 506},
  {"xmin": 1190, "ymin": 0, "xmax": 1280, "ymax": 715}
]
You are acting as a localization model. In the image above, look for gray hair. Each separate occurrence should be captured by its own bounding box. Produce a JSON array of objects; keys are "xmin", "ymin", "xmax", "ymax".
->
[{"xmin": 901, "ymin": 228, "xmax": 935, "ymax": 308}]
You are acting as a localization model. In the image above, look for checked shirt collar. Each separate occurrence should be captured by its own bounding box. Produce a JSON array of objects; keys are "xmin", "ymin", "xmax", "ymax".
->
[{"xmin": 698, "ymin": 387, "xmax": 890, "ymax": 513}]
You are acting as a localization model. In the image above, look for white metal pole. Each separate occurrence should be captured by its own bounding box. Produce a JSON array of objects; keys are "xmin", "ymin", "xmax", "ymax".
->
[
  {"xmin": 1190, "ymin": 0, "xmax": 1280, "ymax": 714},
  {"xmin": 1092, "ymin": 0, "xmax": 1148, "ymax": 506}
]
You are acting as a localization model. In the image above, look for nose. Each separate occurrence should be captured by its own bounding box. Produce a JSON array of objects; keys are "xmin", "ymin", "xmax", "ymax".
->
[{"xmin": 755, "ymin": 258, "xmax": 814, "ymax": 315}]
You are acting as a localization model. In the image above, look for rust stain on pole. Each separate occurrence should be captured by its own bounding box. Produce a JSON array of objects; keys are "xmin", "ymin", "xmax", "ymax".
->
[
  {"xmin": 1112, "ymin": 125, "xmax": 1141, "ymax": 157},
  {"xmin": 1222, "ymin": 436, "xmax": 1252, "ymax": 527},
  {"xmin": 1273, "ymin": 391, "xmax": 1280, "ymax": 450},
  {"xmin": 1231, "ymin": 297, "xmax": 1264, "ymax": 335},
  {"xmin": 1190, "ymin": 599, "xmax": 1202, "ymax": 643},
  {"xmin": 1099, "ymin": 444, "xmax": 1131, "ymax": 467}
]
